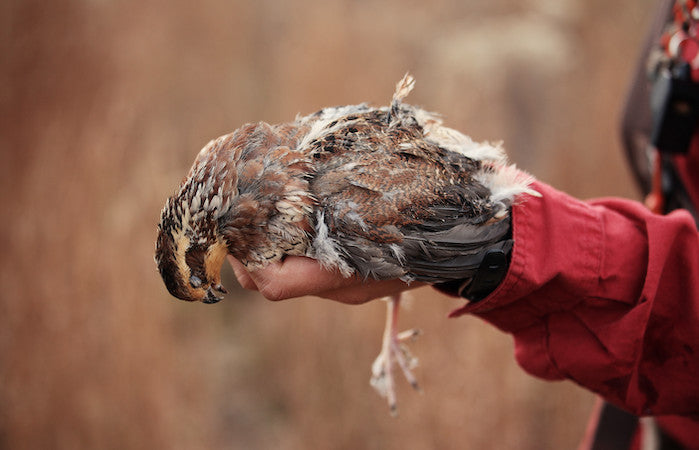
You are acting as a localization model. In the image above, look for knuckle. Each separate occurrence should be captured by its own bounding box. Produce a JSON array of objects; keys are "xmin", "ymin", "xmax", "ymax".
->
[
  {"xmin": 237, "ymin": 277, "xmax": 258, "ymax": 291},
  {"xmin": 258, "ymin": 282, "xmax": 287, "ymax": 302}
]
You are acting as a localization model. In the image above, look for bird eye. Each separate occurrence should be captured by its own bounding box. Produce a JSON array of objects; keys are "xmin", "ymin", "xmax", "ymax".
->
[
  {"xmin": 190, "ymin": 275, "xmax": 202, "ymax": 288},
  {"xmin": 185, "ymin": 246, "xmax": 207, "ymax": 289}
]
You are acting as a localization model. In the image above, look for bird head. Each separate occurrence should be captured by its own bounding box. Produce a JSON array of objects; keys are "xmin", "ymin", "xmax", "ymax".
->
[{"xmin": 155, "ymin": 195, "xmax": 230, "ymax": 304}]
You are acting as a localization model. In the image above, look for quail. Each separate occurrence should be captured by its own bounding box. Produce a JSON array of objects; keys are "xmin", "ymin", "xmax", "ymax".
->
[{"xmin": 155, "ymin": 74, "xmax": 536, "ymax": 413}]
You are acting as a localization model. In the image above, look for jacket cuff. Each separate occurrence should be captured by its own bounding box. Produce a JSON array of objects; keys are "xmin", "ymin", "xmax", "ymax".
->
[{"xmin": 446, "ymin": 181, "xmax": 603, "ymax": 328}]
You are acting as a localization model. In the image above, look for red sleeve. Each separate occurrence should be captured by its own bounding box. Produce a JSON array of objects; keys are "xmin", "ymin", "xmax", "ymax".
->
[{"xmin": 448, "ymin": 181, "xmax": 699, "ymax": 417}]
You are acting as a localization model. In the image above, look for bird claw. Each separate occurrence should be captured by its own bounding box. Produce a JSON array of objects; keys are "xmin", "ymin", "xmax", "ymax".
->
[
  {"xmin": 396, "ymin": 328, "xmax": 421, "ymax": 343},
  {"xmin": 370, "ymin": 295, "xmax": 421, "ymax": 416}
]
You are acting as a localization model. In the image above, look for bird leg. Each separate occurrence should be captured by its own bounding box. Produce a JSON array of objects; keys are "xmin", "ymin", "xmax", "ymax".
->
[{"xmin": 370, "ymin": 293, "xmax": 421, "ymax": 416}]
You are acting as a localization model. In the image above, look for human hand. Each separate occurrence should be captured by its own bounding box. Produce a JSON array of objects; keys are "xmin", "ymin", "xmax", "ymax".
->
[{"xmin": 227, "ymin": 255, "xmax": 423, "ymax": 304}]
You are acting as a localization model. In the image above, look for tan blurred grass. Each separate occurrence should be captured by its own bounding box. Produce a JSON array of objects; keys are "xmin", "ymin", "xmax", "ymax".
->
[{"xmin": 0, "ymin": 0, "xmax": 653, "ymax": 448}]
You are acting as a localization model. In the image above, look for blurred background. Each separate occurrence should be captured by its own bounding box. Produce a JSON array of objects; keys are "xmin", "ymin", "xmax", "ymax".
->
[{"xmin": 1, "ymin": 0, "xmax": 655, "ymax": 448}]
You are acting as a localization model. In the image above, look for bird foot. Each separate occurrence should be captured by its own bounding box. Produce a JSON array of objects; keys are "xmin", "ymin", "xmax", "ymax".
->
[{"xmin": 369, "ymin": 294, "xmax": 422, "ymax": 416}]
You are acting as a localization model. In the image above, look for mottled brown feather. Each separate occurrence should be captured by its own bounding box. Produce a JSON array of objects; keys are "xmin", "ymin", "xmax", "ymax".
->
[{"xmin": 155, "ymin": 76, "xmax": 534, "ymax": 301}]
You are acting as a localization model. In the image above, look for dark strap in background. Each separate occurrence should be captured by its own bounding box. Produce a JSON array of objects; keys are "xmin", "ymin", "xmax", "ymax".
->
[
  {"xmin": 620, "ymin": 0, "xmax": 675, "ymax": 196},
  {"xmin": 590, "ymin": 403, "xmax": 639, "ymax": 450},
  {"xmin": 598, "ymin": 0, "xmax": 693, "ymax": 449}
]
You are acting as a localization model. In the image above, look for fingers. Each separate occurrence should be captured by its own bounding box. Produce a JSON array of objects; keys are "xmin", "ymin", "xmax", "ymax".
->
[
  {"xmin": 318, "ymin": 278, "xmax": 422, "ymax": 304},
  {"xmin": 242, "ymin": 256, "xmax": 358, "ymax": 301},
  {"xmin": 226, "ymin": 255, "xmax": 422, "ymax": 304},
  {"xmin": 227, "ymin": 256, "xmax": 258, "ymax": 291},
  {"xmin": 227, "ymin": 255, "xmax": 354, "ymax": 299}
]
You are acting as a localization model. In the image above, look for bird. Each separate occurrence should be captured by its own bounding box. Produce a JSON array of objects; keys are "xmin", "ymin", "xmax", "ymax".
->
[{"xmin": 155, "ymin": 74, "xmax": 536, "ymax": 414}]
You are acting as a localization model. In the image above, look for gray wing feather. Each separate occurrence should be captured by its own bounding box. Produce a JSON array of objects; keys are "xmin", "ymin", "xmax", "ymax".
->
[
  {"xmin": 399, "ymin": 217, "xmax": 511, "ymax": 282},
  {"xmin": 334, "ymin": 215, "xmax": 511, "ymax": 283}
]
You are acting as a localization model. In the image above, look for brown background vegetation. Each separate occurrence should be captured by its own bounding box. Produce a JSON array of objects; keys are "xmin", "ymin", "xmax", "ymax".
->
[{"xmin": 1, "ymin": 0, "xmax": 654, "ymax": 448}]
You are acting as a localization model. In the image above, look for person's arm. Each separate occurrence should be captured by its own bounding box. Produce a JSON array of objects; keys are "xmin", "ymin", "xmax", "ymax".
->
[
  {"xmin": 448, "ymin": 181, "xmax": 699, "ymax": 416},
  {"xmin": 229, "ymin": 180, "xmax": 699, "ymax": 416}
]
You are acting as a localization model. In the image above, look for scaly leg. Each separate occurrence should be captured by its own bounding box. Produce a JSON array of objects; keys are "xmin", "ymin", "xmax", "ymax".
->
[{"xmin": 370, "ymin": 293, "xmax": 421, "ymax": 415}]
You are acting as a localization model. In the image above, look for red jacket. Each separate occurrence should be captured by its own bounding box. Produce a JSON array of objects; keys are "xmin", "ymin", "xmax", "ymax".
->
[{"xmin": 447, "ymin": 180, "xmax": 699, "ymax": 448}]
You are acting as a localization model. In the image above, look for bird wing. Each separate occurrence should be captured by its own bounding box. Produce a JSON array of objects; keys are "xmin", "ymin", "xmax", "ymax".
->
[{"xmin": 305, "ymin": 107, "xmax": 511, "ymax": 283}]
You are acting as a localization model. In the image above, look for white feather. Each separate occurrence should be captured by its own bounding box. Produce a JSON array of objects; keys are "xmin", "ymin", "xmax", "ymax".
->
[
  {"xmin": 478, "ymin": 164, "xmax": 540, "ymax": 205},
  {"xmin": 296, "ymin": 105, "xmax": 368, "ymax": 150},
  {"xmin": 208, "ymin": 194, "xmax": 222, "ymax": 211},
  {"xmin": 311, "ymin": 211, "xmax": 354, "ymax": 277},
  {"xmin": 392, "ymin": 73, "xmax": 416, "ymax": 103}
]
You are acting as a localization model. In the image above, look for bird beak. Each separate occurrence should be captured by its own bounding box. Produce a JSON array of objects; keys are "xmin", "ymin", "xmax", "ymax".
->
[{"xmin": 202, "ymin": 287, "xmax": 223, "ymax": 304}]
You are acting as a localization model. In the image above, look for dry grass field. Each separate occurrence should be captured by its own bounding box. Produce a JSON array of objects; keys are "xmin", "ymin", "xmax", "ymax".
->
[{"xmin": 1, "ymin": 0, "xmax": 654, "ymax": 448}]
